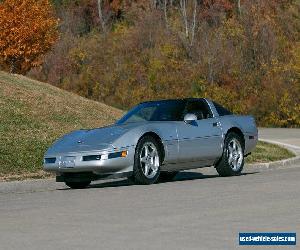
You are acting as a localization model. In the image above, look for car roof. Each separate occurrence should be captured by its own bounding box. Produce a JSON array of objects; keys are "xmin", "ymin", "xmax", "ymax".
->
[{"xmin": 140, "ymin": 98, "xmax": 206, "ymax": 104}]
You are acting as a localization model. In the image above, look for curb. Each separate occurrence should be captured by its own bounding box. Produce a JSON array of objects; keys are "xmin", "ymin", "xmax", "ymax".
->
[{"xmin": 247, "ymin": 139, "xmax": 300, "ymax": 171}]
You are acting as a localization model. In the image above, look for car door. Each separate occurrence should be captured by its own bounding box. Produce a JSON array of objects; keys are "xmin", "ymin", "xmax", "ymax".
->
[{"xmin": 176, "ymin": 99, "xmax": 223, "ymax": 167}]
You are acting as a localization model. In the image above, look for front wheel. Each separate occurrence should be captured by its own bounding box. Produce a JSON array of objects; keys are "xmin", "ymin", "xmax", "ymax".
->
[
  {"xmin": 215, "ymin": 132, "xmax": 244, "ymax": 177},
  {"xmin": 133, "ymin": 136, "xmax": 161, "ymax": 185},
  {"xmin": 65, "ymin": 181, "xmax": 91, "ymax": 189}
]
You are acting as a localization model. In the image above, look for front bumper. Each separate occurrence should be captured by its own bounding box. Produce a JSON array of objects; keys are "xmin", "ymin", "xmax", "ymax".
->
[{"xmin": 43, "ymin": 146, "xmax": 135, "ymax": 175}]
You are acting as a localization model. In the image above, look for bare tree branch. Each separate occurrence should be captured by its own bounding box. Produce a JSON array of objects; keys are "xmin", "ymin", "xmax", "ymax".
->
[
  {"xmin": 180, "ymin": 0, "xmax": 189, "ymax": 38},
  {"xmin": 237, "ymin": 0, "xmax": 241, "ymax": 16},
  {"xmin": 97, "ymin": 0, "xmax": 106, "ymax": 33},
  {"xmin": 164, "ymin": 0, "xmax": 168, "ymax": 27},
  {"xmin": 190, "ymin": 0, "xmax": 197, "ymax": 46}
]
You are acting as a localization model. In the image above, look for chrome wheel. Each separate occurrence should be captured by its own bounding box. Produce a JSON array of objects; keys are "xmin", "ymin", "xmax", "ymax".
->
[
  {"xmin": 139, "ymin": 142, "xmax": 160, "ymax": 179},
  {"xmin": 227, "ymin": 138, "xmax": 243, "ymax": 171}
]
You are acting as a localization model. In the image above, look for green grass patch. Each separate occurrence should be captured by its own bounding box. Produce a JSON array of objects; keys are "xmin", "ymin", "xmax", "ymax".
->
[{"xmin": 246, "ymin": 141, "xmax": 295, "ymax": 164}]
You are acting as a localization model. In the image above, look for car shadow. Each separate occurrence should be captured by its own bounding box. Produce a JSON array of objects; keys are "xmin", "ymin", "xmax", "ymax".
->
[
  {"xmin": 156, "ymin": 171, "xmax": 258, "ymax": 184},
  {"xmin": 64, "ymin": 171, "xmax": 258, "ymax": 190}
]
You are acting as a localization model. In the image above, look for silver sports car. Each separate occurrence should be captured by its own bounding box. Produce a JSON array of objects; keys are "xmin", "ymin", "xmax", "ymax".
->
[{"xmin": 44, "ymin": 98, "xmax": 258, "ymax": 188}]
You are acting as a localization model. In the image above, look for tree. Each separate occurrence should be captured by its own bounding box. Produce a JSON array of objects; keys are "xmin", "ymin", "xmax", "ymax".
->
[
  {"xmin": 97, "ymin": 0, "xmax": 124, "ymax": 33},
  {"xmin": 0, "ymin": 0, "xmax": 58, "ymax": 74},
  {"xmin": 29, "ymin": 0, "xmax": 300, "ymax": 127},
  {"xmin": 97, "ymin": 0, "xmax": 106, "ymax": 32}
]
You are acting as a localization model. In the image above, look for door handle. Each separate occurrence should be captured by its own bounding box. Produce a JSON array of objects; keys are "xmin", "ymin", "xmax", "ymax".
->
[{"xmin": 213, "ymin": 122, "xmax": 218, "ymax": 127}]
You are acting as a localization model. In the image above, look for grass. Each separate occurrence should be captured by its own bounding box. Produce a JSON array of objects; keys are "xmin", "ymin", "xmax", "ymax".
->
[
  {"xmin": 0, "ymin": 71, "xmax": 295, "ymax": 181},
  {"xmin": 246, "ymin": 141, "xmax": 295, "ymax": 164},
  {"xmin": 0, "ymin": 71, "xmax": 123, "ymax": 180}
]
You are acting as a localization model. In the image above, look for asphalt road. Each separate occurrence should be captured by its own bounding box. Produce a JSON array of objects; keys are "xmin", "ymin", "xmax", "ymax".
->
[{"xmin": 0, "ymin": 128, "xmax": 299, "ymax": 250}]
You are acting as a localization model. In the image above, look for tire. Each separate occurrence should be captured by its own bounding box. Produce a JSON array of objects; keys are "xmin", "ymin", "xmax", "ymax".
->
[
  {"xmin": 159, "ymin": 171, "xmax": 178, "ymax": 182},
  {"xmin": 215, "ymin": 132, "xmax": 244, "ymax": 177},
  {"xmin": 133, "ymin": 135, "xmax": 162, "ymax": 185},
  {"xmin": 65, "ymin": 181, "xmax": 91, "ymax": 189}
]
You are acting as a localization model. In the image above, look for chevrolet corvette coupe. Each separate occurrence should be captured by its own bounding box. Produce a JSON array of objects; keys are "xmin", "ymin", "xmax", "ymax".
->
[{"xmin": 44, "ymin": 98, "xmax": 258, "ymax": 188}]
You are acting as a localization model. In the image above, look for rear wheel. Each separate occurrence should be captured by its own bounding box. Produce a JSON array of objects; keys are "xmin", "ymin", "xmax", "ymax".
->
[
  {"xmin": 215, "ymin": 132, "xmax": 244, "ymax": 177},
  {"xmin": 65, "ymin": 181, "xmax": 91, "ymax": 189},
  {"xmin": 133, "ymin": 136, "xmax": 161, "ymax": 185}
]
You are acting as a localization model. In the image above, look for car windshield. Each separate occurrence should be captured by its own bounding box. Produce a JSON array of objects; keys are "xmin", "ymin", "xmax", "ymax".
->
[{"xmin": 116, "ymin": 100, "xmax": 186, "ymax": 124}]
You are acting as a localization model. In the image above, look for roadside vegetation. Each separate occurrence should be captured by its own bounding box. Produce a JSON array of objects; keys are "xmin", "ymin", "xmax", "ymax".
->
[
  {"xmin": 0, "ymin": 70, "xmax": 294, "ymax": 180},
  {"xmin": 246, "ymin": 141, "xmax": 295, "ymax": 164},
  {"xmin": 0, "ymin": 1, "xmax": 299, "ymax": 127},
  {"xmin": 0, "ymin": 1, "xmax": 298, "ymax": 180}
]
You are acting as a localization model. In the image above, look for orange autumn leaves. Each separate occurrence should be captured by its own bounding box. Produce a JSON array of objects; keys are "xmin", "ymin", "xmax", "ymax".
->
[{"xmin": 0, "ymin": 0, "xmax": 58, "ymax": 74}]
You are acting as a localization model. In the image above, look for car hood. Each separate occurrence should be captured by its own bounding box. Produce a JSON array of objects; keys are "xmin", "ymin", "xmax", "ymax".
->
[{"xmin": 46, "ymin": 124, "xmax": 133, "ymax": 155}]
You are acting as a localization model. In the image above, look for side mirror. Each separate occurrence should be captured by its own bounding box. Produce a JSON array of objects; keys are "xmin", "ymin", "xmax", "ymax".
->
[{"xmin": 184, "ymin": 113, "xmax": 197, "ymax": 124}]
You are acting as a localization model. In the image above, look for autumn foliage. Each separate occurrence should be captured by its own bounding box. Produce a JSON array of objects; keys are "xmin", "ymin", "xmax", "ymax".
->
[
  {"xmin": 26, "ymin": 0, "xmax": 300, "ymax": 127},
  {"xmin": 0, "ymin": 0, "xmax": 58, "ymax": 74}
]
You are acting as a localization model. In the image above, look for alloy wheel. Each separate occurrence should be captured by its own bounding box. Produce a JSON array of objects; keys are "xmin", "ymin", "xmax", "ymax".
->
[
  {"xmin": 227, "ymin": 138, "xmax": 243, "ymax": 171},
  {"xmin": 139, "ymin": 142, "xmax": 160, "ymax": 178}
]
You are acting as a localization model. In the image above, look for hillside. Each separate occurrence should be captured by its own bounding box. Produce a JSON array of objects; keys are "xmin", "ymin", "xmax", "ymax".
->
[{"xmin": 0, "ymin": 71, "xmax": 123, "ymax": 180}]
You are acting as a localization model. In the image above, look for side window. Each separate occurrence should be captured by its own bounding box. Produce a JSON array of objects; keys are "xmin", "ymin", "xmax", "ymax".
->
[
  {"xmin": 184, "ymin": 100, "xmax": 212, "ymax": 120},
  {"xmin": 213, "ymin": 102, "xmax": 233, "ymax": 116},
  {"xmin": 151, "ymin": 101, "xmax": 186, "ymax": 121}
]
